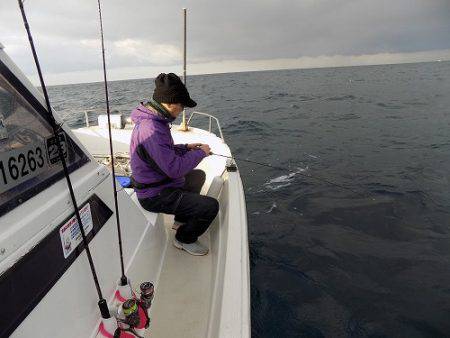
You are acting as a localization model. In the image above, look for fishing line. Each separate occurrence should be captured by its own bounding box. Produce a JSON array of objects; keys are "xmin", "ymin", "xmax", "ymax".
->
[
  {"xmin": 211, "ymin": 152, "xmax": 370, "ymax": 198},
  {"xmin": 97, "ymin": 0, "xmax": 127, "ymax": 287},
  {"xmin": 18, "ymin": 0, "xmax": 110, "ymax": 319}
]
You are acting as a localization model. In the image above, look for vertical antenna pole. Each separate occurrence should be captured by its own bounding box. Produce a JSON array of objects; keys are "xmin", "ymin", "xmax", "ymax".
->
[
  {"xmin": 183, "ymin": 8, "xmax": 187, "ymax": 85},
  {"xmin": 179, "ymin": 8, "xmax": 188, "ymax": 131}
]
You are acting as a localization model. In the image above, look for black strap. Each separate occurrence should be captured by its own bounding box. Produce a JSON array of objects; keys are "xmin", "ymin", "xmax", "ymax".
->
[
  {"xmin": 131, "ymin": 176, "xmax": 172, "ymax": 189},
  {"xmin": 136, "ymin": 144, "xmax": 167, "ymax": 177},
  {"xmin": 133, "ymin": 143, "xmax": 173, "ymax": 189}
]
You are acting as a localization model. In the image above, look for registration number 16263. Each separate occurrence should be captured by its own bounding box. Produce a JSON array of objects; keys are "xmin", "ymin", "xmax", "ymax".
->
[{"xmin": 0, "ymin": 134, "xmax": 68, "ymax": 195}]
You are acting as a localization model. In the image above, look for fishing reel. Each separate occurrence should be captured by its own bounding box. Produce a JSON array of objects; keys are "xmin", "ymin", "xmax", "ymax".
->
[{"xmin": 99, "ymin": 281, "xmax": 154, "ymax": 338}]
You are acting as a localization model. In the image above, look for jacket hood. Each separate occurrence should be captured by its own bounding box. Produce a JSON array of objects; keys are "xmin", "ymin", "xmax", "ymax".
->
[{"xmin": 130, "ymin": 103, "xmax": 174, "ymax": 124}]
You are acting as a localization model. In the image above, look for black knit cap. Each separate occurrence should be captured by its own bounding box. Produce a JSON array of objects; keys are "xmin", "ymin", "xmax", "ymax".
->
[{"xmin": 152, "ymin": 73, "xmax": 197, "ymax": 108}]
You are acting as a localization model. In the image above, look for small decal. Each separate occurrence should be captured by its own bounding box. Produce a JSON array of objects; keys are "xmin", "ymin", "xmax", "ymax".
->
[
  {"xmin": 45, "ymin": 133, "xmax": 68, "ymax": 165},
  {"xmin": 59, "ymin": 203, "xmax": 93, "ymax": 258}
]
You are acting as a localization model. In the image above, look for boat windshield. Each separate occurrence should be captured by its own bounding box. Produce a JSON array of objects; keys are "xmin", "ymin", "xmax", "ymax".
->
[{"xmin": 0, "ymin": 73, "xmax": 89, "ymax": 216}]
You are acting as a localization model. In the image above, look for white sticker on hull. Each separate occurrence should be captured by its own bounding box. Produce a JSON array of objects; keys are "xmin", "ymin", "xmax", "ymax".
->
[
  {"xmin": 0, "ymin": 142, "xmax": 48, "ymax": 194},
  {"xmin": 59, "ymin": 203, "xmax": 93, "ymax": 258},
  {"xmin": 0, "ymin": 134, "xmax": 68, "ymax": 195}
]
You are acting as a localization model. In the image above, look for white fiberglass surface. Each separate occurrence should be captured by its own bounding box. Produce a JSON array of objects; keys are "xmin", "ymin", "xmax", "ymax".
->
[{"xmin": 148, "ymin": 214, "xmax": 215, "ymax": 338}]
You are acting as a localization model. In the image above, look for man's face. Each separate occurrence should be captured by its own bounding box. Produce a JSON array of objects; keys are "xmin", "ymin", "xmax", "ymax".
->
[{"xmin": 162, "ymin": 103, "xmax": 184, "ymax": 118}]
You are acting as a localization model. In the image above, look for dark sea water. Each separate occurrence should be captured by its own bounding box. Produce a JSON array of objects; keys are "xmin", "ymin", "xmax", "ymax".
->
[{"xmin": 49, "ymin": 62, "xmax": 450, "ymax": 338}]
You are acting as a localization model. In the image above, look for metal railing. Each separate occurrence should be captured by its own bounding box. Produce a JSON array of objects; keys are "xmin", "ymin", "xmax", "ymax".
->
[
  {"xmin": 83, "ymin": 110, "xmax": 130, "ymax": 128},
  {"xmin": 83, "ymin": 109, "xmax": 224, "ymax": 140},
  {"xmin": 83, "ymin": 110, "xmax": 106, "ymax": 127},
  {"xmin": 187, "ymin": 111, "xmax": 225, "ymax": 141}
]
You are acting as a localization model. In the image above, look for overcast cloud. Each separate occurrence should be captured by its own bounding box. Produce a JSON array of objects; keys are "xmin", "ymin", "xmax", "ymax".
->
[{"xmin": 1, "ymin": 0, "xmax": 450, "ymax": 84}]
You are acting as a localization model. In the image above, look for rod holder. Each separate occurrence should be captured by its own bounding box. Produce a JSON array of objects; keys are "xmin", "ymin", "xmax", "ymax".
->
[{"xmin": 98, "ymin": 299, "xmax": 111, "ymax": 319}]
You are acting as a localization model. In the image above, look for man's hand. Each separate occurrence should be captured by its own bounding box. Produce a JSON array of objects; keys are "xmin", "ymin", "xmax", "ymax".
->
[
  {"xmin": 187, "ymin": 143, "xmax": 203, "ymax": 150},
  {"xmin": 187, "ymin": 143, "xmax": 211, "ymax": 155},
  {"xmin": 199, "ymin": 144, "xmax": 211, "ymax": 156}
]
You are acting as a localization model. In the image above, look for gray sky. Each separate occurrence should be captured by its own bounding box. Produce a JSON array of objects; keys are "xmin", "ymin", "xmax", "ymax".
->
[{"xmin": 1, "ymin": 0, "xmax": 450, "ymax": 84}]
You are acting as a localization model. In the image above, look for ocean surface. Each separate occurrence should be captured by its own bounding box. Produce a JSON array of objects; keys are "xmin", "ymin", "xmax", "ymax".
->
[{"xmin": 49, "ymin": 62, "xmax": 450, "ymax": 338}]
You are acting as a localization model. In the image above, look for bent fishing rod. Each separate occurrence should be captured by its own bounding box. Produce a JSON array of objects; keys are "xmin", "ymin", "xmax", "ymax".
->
[
  {"xmin": 211, "ymin": 152, "xmax": 371, "ymax": 198},
  {"xmin": 18, "ymin": 0, "xmax": 110, "ymax": 319},
  {"xmin": 97, "ymin": 0, "xmax": 128, "ymax": 287}
]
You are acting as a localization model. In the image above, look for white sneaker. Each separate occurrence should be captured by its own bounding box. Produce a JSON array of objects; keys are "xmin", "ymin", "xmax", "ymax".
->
[{"xmin": 173, "ymin": 238, "xmax": 209, "ymax": 256}]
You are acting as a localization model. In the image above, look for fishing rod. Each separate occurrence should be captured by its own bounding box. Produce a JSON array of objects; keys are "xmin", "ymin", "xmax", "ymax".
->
[
  {"xmin": 97, "ymin": 0, "xmax": 128, "ymax": 287},
  {"xmin": 211, "ymin": 152, "xmax": 370, "ymax": 198},
  {"xmin": 18, "ymin": 0, "xmax": 110, "ymax": 319}
]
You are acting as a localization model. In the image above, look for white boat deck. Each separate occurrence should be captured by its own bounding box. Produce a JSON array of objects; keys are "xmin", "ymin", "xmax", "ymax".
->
[
  {"xmin": 149, "ymin": 214, "xmax": 215, "ymax": 338},
  {"xmin": 71, "ymin": 123, "xmax": 250, "ymax": 338}
]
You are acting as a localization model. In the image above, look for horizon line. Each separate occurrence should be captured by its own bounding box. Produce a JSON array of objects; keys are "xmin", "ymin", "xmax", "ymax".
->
[{"xmin": 45, "ymin": 58, "xmax": 449, "ymax": 87}]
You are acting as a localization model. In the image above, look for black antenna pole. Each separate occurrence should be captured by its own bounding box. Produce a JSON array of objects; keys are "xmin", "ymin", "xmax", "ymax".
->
[
  {"xmin": 97, "ymin": 0, "xmax": 127, "ymax": 286},
  {"xmin": 18, "ymin": 0, "xmax": 110, "ymax": 319}
]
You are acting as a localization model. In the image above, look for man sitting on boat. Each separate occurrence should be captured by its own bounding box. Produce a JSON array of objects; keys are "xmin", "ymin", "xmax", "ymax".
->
[{"xmin": 130, "ymin": 73, "xmax": 219, "ymax": 256}]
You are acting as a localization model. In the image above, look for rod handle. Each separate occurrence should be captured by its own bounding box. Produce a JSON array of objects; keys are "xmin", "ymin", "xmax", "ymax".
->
[{"xmin": 98, "ymin": 299, "xmax": 111, "ymax": 319}]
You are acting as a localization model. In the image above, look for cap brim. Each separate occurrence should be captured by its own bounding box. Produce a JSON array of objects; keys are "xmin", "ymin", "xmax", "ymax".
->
[{"xmin": 184, "ymin": 97, "xmax": 197, "ymax": 108}]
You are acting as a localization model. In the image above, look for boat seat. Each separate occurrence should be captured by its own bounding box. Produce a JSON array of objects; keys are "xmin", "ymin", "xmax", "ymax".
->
[{"xmin": 127, "ymin": 189, "xmax": 159, "ymax": 226}]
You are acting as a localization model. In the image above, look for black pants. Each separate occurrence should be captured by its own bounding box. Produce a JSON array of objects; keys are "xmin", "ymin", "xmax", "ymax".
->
[{"xmin": 138, "ymin": 170, "xmax": 219, "ymax": 244}]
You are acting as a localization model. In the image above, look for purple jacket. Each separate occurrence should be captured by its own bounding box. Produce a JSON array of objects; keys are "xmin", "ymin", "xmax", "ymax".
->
[{"xmin": 130, "ymin": 103, "xmax": 206, "ymax": 198}]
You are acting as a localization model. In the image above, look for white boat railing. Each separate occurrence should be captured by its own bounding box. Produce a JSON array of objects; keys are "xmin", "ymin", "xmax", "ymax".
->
[
  {"xmin": 82, "ymin": 109, "xmax": 225, "ymax": 141},
  {"xmin": 83, "ymin": 109, "xmax": 115, "ymax": 127},
  {"xmin": 187, "ymin": 111, "xmax": 225, "ymax": 141}
]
